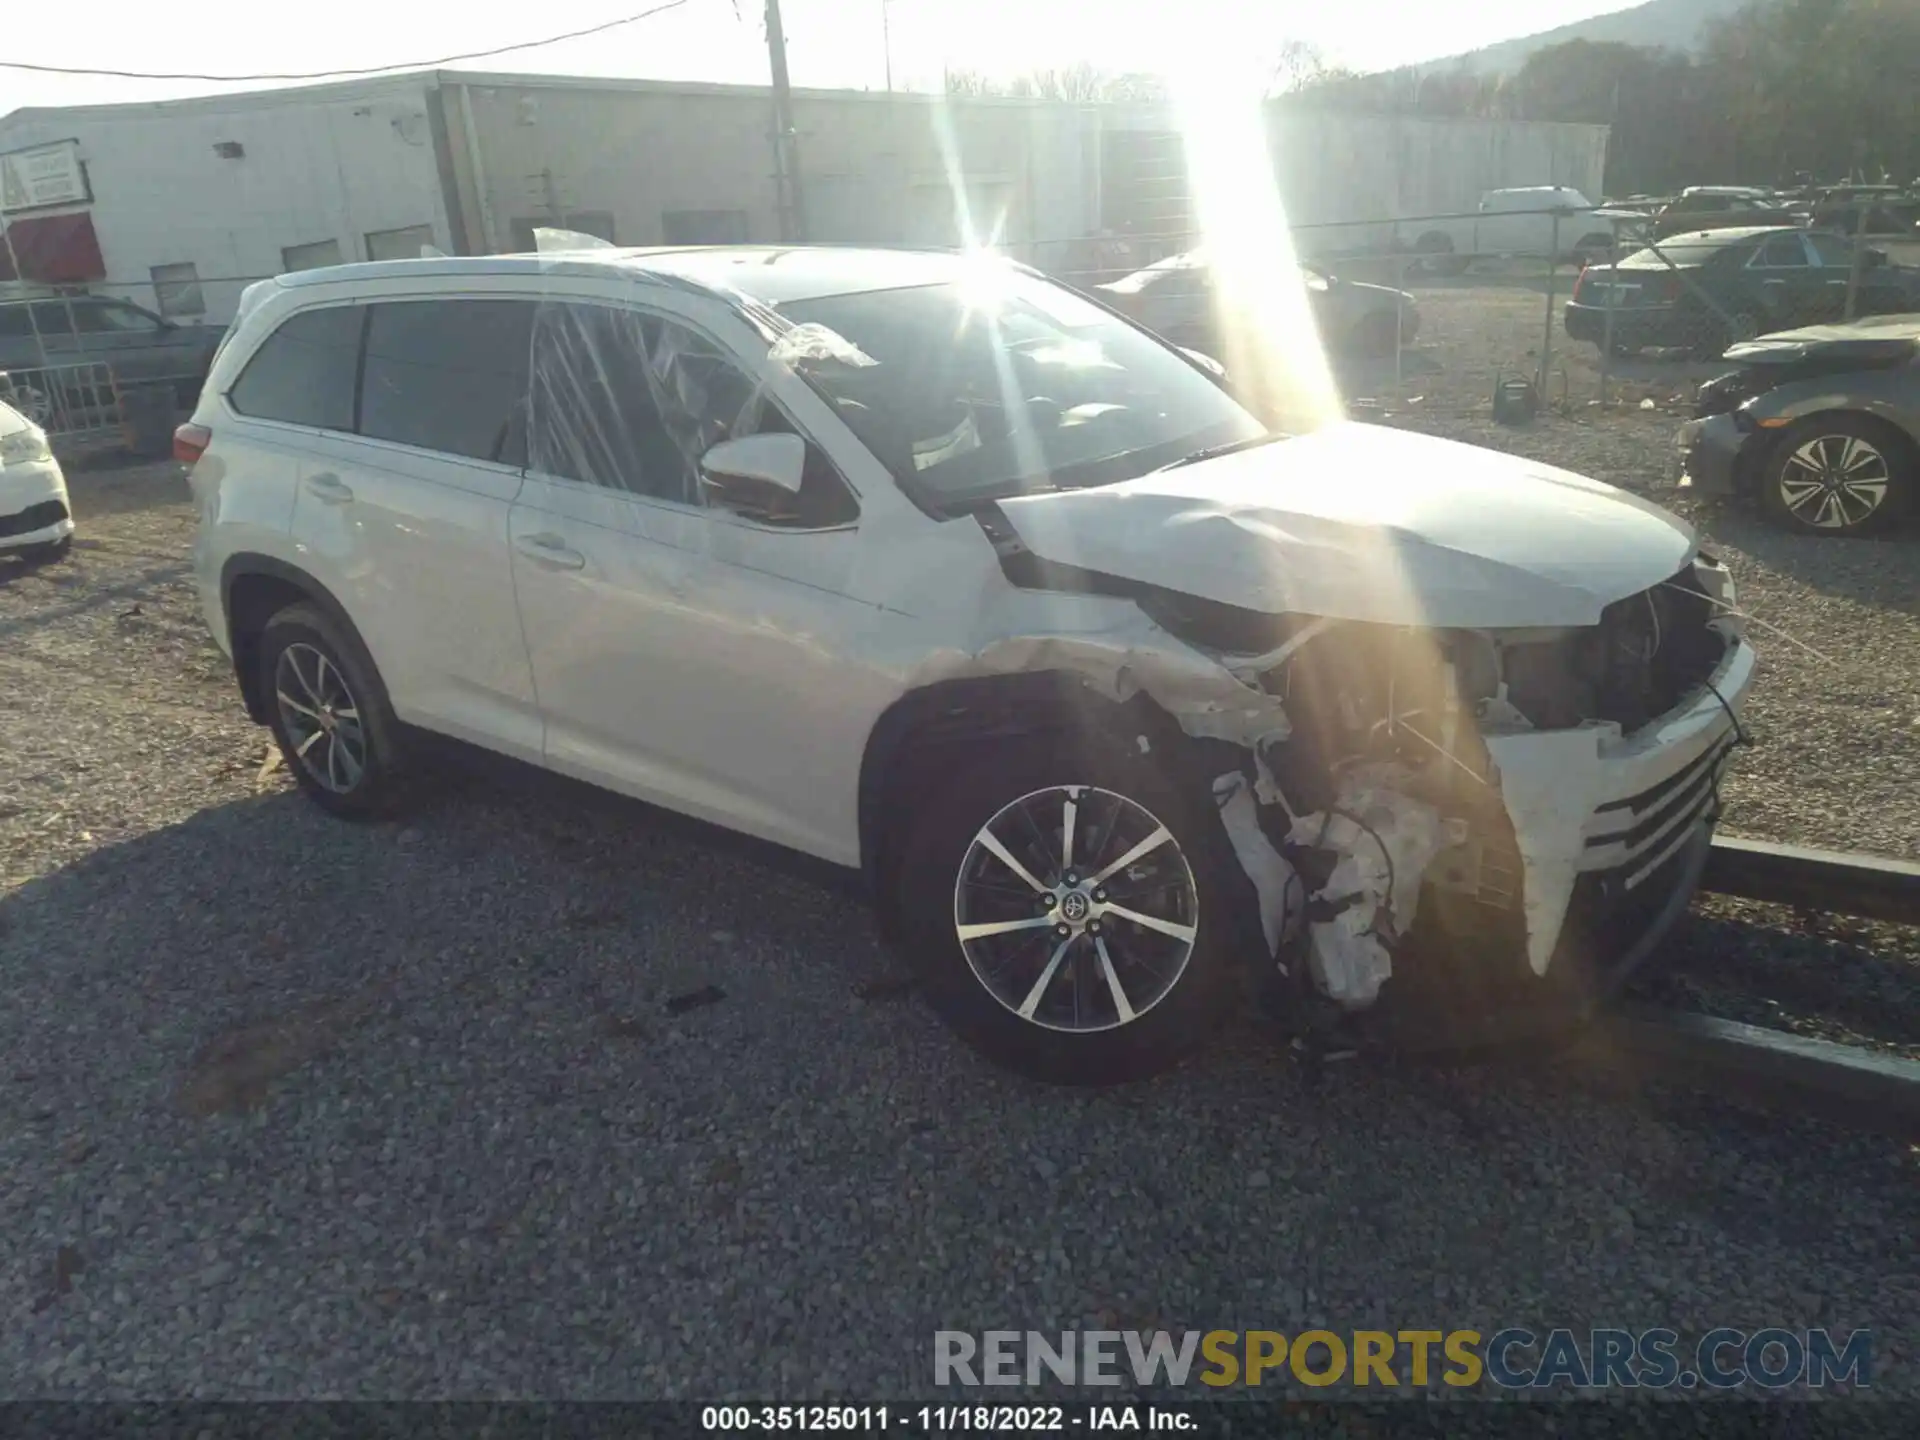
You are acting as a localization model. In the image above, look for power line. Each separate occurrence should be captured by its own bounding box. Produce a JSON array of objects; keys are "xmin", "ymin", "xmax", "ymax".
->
[{"xmin": 0, "ymin": 1, "xmax": 695, "ymax": 83}]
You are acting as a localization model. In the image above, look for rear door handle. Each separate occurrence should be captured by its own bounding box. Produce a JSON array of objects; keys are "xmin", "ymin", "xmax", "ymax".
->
[
  {"xmin": 304, "ymin": 472, "xmax": 354, "ymax": 505},
  {"xmin": 514, "ymin": 532, "xmax": 586, "ymax": 571}
]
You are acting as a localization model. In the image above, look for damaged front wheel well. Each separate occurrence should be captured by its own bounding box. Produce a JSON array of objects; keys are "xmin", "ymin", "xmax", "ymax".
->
[{"xmin": 857, "ymin": 672, "xmax": 1195, "ymax": 923}]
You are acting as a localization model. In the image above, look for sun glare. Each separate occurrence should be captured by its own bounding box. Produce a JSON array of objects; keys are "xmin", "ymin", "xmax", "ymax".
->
[{"xmin": 1166, "ymin": 40, "xmax": 1344, "ymax": 433}]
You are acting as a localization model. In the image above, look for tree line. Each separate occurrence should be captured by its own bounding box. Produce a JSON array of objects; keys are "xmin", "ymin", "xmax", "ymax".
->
[
  {"xmin": 1297, "ymin": 0, "xmax": 1918, "ymax": 195},
  {"xmin": 945, "ymin": 0, "xmax": 1920, "ymax": 198}
]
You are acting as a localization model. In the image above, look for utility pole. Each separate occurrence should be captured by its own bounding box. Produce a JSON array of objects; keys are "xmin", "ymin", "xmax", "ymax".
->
[
  {"xmin": 882, "ymin": 0, "xmax": 894, "ymax": 92},
  {"xmin": 765, "ymin": 0, "xmax": 808, "ymax": 241}
]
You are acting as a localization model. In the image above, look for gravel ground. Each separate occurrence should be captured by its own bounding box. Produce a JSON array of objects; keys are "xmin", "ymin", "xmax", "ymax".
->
[{"xmin": 3, "ymin": 360, "xmax": 1917, "ymax": 1401}]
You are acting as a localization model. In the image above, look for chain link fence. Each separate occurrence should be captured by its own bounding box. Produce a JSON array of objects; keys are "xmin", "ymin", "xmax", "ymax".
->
[
  {"xmin": 13, "ymin": 199, "xmax": 1915, "ymax": 446},
  {"xmin": 1030, "ymin": 201, "xmax": 1920, "ymax": 417}
]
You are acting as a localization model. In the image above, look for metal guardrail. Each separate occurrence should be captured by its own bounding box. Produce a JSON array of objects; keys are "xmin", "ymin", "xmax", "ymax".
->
[
  {"xmin": 1572, "ymin": 1006, "xmax": 1920, "ymax": 1140},
  {"xmin": 1552, "ymin": 836, "xmax": 1920, "ymax": 1138},
  {"xmin": 1702, "ymin": 836, "xmax": 1920, "ymax": 927},
  {"xmin": 1, "ymin": 360, "xmax": 123, "ymax": 443}
]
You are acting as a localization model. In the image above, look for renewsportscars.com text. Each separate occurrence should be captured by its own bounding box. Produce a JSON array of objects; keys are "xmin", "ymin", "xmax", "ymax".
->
[{"xmin": 934, "ymin": 1328, "xmax": 1871, "ymax": 1390}]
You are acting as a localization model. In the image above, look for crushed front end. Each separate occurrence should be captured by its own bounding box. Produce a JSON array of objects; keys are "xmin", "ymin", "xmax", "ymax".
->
[{"xmin": 1156, "ymin": 553, "xmax": 1756, "ymax": 1045}]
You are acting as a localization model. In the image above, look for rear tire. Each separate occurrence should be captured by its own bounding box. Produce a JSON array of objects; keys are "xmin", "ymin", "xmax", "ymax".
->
[
  {"xmin": 1758, "ymin": 414, "xmax": 1913, "ymax": 536},
  {"xmin": 1692, "ymin": 309, "xmax": 1760, "ymax": 359},
  {"xmin": 890, "ymin": 735, "xmax": 1240, "ymax": 1085},
  {"xmin": 257, "ymin": 602, "xmax": 408, "ymax": 817},
  {"xmin": 1573, "ymin": 234, "xmax": 1615, "ymax": 267}
]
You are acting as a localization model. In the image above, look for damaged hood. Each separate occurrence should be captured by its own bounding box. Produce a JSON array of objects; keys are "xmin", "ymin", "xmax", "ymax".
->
[
  {"xmin": 1723, "ymin": 314, "xmax": 1920, "ymax": 367},
  {"xmin": 995, "ymin": 422, "xmax": 1696, "ymax": 629}
]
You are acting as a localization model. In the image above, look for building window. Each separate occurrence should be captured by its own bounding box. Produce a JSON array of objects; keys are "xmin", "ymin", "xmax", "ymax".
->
[
  {"xmin": 150, "ymin": 262, "xmax": 205, "ymax": 317},
  {"xmin": 281, "ymin": 239, "xmax": 344, "ymax": 273},
  {"xmin": 508, "ymin": 212, "xmax": 619, "ymax": 253},
  {"xmin": 661, "ymin": 210, "xmax": 749, "ymax": 245},
  {"xmin": 364, "ymin": 224, "xmax": 437, "ymax": 262}
]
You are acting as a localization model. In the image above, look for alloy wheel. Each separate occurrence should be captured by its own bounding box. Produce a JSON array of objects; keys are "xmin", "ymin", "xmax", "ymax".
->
[
  {"xmin": 1779, "ymin": 433, "xmax": 1890, "ymax": 529},
  {"xmin": 952, "ymin": 785, "xmax": 1199, "ymax": 1034},
  {"xmin": 274, "ymin": 642, "xmax": 368, "ymax": 794}
]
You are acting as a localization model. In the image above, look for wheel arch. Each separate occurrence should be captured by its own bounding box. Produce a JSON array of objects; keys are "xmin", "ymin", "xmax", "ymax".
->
[
  {"xmin": 219, "ymin": 554, "xmax": 367, "ymax": 724},
  {"xmin": 855, "ymin": 671, "xmax": 1198, "ymax": 914}
]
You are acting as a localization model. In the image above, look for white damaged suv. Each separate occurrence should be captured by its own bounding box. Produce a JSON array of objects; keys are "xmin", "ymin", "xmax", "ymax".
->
[{"xmin": 181, "ymin": 247, "xmax": 1755, "ymax": 1083}]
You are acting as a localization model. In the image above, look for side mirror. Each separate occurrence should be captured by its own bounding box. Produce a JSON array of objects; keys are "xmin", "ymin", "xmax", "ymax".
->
[
  {"xmin": 1865, "ymin": 248, "xmax": 1888, "ymax": 269},
  {"xmin": 698, "ymin": 433, "xmax": 806, "ymax": 515}
]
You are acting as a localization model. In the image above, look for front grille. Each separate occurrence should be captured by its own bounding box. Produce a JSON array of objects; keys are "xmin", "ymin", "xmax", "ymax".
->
[
  {"xmin": 1584, "ymin": 739, "xmax": 1733, "ymax": 883},
  {"xmin": 1551, "ymin": 818, "xmax": 1712, "ymax": 999},
  {"xmin": 0, "ymin": 498, "xmax": 67, "ymax": 538}
]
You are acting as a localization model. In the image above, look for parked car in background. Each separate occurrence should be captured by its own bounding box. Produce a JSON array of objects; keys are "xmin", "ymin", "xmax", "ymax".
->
[
  {"xmin": 1403, "ymin": 187, "xmax": 1616, "ymax": 274},
  {"xmin": 1564, "ymin": 226, "xmax": 1920, "ymax": 357},
  {"xmin": 181, "ymin": 246, "xmax": 1754, "ymax": 1082},
  {"xmin": 1807, "ymin": 190, "xmax": 1920, "ymax": 238},
  {"xmin": 0, "ymin": 395, "xmax": 73, "ymax": 561},
  {"xmin": 0, "ymin": 295, "xmax": 224, "ymax": 422},
  {"xmin": 1646, "ymin": 187, "xmax": 1804, "ymax": 239},
  {"xmin": 1097, "ymin": 251, "xmax": 1419, "ymax": 358},
  {"xmin": 1676, "ymin": 315, "xmax": 1919, "ymax": 536}
]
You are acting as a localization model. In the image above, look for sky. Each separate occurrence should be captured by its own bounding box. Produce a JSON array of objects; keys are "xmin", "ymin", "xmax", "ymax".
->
[{"xmin": 2, "ymin": 1, "xmax": 1654, "ymax": 115}]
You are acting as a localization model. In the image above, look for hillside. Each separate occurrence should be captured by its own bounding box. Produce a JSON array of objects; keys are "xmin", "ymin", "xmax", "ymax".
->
[{"xmin": 1420, "ymin": 0, "xmax": 1750, "ymax": 75}]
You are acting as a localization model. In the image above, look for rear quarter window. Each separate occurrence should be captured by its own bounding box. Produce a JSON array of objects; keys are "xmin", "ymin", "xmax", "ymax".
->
[{"xmin": 229, "ymin": 305, "xmax": 365, "ymax": 430}]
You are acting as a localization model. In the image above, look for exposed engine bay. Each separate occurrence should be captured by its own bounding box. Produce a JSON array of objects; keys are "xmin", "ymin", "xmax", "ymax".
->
[{"xmin": 976, "ymin": 505, "xmax": 1749, "ymax": 1019}]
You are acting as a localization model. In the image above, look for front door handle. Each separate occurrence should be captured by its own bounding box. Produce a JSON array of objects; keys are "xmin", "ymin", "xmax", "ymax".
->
[
  {"xmin": 514, "ymin": 532, "xmax": 586, "ymax": 571},
  {"xmin": 304, "ymin": 472, "xmax": 354, "ymax": 505}
]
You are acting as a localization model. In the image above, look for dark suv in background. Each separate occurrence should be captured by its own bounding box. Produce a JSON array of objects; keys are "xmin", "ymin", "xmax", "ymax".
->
[{"xmin": 0, "ymin": 295, "xmax": 224, "ymax": 422}]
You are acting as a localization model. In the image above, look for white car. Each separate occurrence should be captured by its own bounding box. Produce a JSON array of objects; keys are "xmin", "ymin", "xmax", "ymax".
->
[
  {"xmin": 0, "ymin": 396, "xmax": 73, "ymax": 561},
  {"xmin": 181, "ymin": 248, "xmax": 1755, "ymax": 1083},
  {"xmin": 1406, "ymin": 186, "xmax": 1617, "ymax": 273}
]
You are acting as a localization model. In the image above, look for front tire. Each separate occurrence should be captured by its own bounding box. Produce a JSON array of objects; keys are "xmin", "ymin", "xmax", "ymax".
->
[
  {"xmin": 891, "ymin": 737, "xmax": 1239, "ymax": 1085},
  {"xmin": 257, "ymin": 602, "xmax": 407, "ymax": 817},
  {"xmin": 1758, "ymin": 414, "xmax": 1913, "ymax": 536},
  {"xmin": 17, "ymin": 532, "xmax": 71, "ymax": 565}
]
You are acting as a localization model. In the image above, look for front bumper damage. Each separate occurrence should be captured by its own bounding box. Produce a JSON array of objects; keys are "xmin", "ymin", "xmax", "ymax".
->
[
  {"xmin": 1225, "ymin": 579, "xmax": 1756, "ymax": 1036},
  {"xmin": 954, "ymin": 513, "xmax": 1755, "ymax": 1039}
]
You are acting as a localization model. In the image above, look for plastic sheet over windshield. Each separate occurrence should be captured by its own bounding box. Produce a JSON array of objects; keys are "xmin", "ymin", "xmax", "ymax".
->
[{"xmin": 774, "ymin": 272, "xmax": 1263, "ymax": 510}]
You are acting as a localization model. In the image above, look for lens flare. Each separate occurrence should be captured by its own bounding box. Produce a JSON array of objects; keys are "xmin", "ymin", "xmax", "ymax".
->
[{"xmin": 1165, "ymin": 41, "xmax": 1344, "ymax": 432}]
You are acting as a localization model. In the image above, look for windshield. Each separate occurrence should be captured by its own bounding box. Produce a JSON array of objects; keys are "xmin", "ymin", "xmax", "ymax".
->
[{"xmin": 774, "ymin": 271, "xmax": 1263, "ymax": 510}]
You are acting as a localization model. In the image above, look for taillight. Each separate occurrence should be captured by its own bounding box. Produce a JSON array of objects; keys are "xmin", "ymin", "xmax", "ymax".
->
[
  {"xmin": 173, "ymin": 422, "xmax": 210, "ymax": 464},
  {"xmin": 1573, "ymin": 264, "xmax": 1589, "ymax": 300},
  {"xmin": 1657, "ymin": 273, "xmax": 1683, "ymax": 303}
]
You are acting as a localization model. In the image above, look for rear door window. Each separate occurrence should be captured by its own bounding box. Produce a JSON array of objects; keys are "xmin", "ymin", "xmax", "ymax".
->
[
  {"xmin": 359, "ymin": 299, "xmax": 535, "ymax": 464},
  {"xmin": 1805, "ymin": 233, "xmax": 1853, "ymax": 268},
  {"xmin": 1751, "ymin": 235, "xmax": 1809, "ymax": 269},
  {"xmin": 228, "ymin": 305, "xmax": 365, "ymax": 430}
]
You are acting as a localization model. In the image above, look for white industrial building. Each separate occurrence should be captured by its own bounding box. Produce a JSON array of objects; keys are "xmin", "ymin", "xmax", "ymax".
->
[{"xmin": 0, "ymin": 70, "xmax": 1609, "ymax": 326}]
